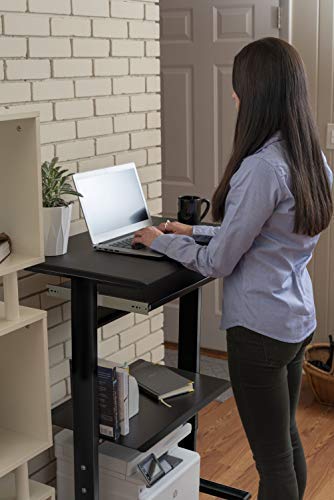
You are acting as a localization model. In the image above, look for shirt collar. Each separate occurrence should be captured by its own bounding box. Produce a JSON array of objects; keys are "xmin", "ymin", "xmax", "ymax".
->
[{"xmin": 255, "ymin": 131, "xmax": 282, "ymax": 153}]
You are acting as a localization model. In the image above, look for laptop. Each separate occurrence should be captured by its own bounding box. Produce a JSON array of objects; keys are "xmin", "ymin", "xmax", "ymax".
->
[{"xmin": 73, "ymin": 163, "xmax": 164, "ymax": 259}]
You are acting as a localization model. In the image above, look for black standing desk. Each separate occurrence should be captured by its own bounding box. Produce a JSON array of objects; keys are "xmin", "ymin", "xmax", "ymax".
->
[{"xmin": 29, "ymin": 217, "xmax": 250, "ymax": 500}]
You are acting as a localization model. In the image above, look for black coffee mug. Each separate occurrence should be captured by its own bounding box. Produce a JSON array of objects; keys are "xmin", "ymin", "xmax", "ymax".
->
[{"xmin": 177, "ymin": 195, "xmax": 211, "ymax": 225}]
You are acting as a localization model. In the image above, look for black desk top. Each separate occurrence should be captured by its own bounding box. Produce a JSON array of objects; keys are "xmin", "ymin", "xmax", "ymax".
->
[
  {"xmin": 52, "ymin": 366, "xmax": 230, "ymax": 452},
  {"xmin": 29, "ymin": 217, "xmax": 213, "ymax": 308}
]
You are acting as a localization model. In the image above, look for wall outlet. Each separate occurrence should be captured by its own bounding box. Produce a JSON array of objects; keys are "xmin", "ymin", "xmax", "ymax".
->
[{"xmin": 326, "ymin": 123, "xmax": 334, "ymax": 149}]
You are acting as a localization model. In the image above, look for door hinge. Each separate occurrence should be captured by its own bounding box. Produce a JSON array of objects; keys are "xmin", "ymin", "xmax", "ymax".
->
[{"xmin": 277, "ymin": 6, "xmax": 282, "ymax": 30}]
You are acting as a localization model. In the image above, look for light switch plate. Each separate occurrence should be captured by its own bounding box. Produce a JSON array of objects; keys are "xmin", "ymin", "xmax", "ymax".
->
[{"xmin": 326, "ymin": 123, "xmax": 334, "ymax": 149}]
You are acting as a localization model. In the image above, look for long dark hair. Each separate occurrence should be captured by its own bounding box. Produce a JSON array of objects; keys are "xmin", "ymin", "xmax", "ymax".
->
[{"xmin": 212, "ymin": 37, "xmax": 332, "ymax": 237}]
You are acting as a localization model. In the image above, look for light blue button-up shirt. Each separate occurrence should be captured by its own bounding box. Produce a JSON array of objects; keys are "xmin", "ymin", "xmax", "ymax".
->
[{"xmin": 151, "ymin": 133, "xmax": 333, "ymax": 343}]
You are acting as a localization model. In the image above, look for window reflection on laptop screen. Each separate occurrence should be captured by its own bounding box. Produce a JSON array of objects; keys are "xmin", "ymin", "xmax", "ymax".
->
[{"xmin": 73, "ymin": 164, "xmax": 150, "ymax": 245}]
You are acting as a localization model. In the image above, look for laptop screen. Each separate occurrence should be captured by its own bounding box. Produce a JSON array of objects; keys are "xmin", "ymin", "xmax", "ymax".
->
[{"xmin": 73, "ymin": 163, "xmax": 151, "ymax": 245}]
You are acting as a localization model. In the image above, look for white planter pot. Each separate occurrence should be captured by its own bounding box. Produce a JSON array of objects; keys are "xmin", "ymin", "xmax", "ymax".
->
[{"xmin": 43, "ymin": 205, "xmax": 72, "ymax": 256}]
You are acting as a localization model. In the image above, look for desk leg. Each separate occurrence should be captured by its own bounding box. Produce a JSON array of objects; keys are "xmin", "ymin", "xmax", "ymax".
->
[
  {"xmin": 178, "ymin": 287, "xmax": 251, "ymax": 499},
  {"xmin": 71, "ymin": 278, "xmax": 99, "ymax": 500},
  {"xmin": 178, "ymin": 287, "xmax": 201, "ymax": 451}
]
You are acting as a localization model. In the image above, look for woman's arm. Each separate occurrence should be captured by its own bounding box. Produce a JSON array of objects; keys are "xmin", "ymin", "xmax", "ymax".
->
[{"xmin": 150, "ymin": 157, "xmax": 282, "ymax": 278}]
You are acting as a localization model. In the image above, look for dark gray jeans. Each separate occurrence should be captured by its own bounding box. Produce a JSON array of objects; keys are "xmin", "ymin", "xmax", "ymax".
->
[{"xmin": 227, "ymin": 326, "xmax": 313, "ymax": 500}]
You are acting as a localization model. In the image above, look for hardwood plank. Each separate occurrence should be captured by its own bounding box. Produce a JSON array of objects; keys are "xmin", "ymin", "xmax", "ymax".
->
[{"xmin": 198, "ymin": 378, "xmax": 334, "ymax": 499}]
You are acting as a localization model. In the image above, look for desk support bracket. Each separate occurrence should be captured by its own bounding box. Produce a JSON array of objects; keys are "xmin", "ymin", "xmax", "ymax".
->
[{"xmin": 71, "ymin": 278, "xmax": 99, "ymax": 500}]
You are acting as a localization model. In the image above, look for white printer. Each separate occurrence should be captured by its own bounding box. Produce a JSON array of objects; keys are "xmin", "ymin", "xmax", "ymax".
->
[{"xmin": 55, "ymin": 423, "xmax": 200, "ymax": 500}]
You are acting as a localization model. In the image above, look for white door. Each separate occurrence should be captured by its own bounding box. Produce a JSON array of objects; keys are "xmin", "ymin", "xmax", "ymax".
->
[{"xmin": 161, "ymin": 0, "xmax": 280, "ymax": 350}]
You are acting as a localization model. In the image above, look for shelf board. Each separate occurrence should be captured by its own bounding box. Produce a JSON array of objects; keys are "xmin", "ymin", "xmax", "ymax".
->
[
  {"xmin": 0, "ymin": 303, "xmax": 46, "ymax": 338},
  {"xmin": 0, "ymin": 254, "xmax": 44, "ymax": 278},
  {"xmin": 0, "ymin": 473, "xmax": 54, "ymax": 500},
  {"xmin": 0, "ymin": 427, "xmax": 51, "ymax": 478}
]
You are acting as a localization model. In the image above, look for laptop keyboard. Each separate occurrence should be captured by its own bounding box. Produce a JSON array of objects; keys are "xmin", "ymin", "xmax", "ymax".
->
[{"xmin": 109, "ymin": 237, "xmax": 133, "ymax": 249}]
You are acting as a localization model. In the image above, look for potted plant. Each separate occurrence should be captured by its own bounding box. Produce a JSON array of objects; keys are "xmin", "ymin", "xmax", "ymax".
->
[{"xmin": 42, "ymin": 157, "xmax": 82, "ymax": 256}]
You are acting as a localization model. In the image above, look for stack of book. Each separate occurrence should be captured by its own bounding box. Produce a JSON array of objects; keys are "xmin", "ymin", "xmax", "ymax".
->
[
  {"xmin": 98, "ymin": 359, "xmax": 130, "ymax": 440},
  {"xmin": 0, "ymin": 233, "xmax": 11, "ymax": 264}
]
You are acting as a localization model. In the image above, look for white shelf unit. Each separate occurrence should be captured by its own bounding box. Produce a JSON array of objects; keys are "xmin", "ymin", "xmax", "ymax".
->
[{"xmin": 0, "ymin": 112, "xmax": 53, "ymax": 500}]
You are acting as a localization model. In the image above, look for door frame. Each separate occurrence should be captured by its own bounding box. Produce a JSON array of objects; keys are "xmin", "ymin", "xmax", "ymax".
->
[{"xmin": 280, "ymin": 0, "xmax": 293, "ymax": 42}]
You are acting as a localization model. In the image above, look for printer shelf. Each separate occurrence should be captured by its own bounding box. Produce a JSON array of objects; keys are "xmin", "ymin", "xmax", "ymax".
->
[{"xmin": 52, "ymin": 367, "xmax": 230, "ymax": 452}]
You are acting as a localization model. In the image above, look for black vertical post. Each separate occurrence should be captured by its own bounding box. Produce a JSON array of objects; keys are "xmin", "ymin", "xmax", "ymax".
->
[
  {"xmin": 71, "ymin": 278, "xmax": 99, "ymax": 500},
  {"xmin": 178, "ymin": 287, "xmax": 201, "ymax": 450}
]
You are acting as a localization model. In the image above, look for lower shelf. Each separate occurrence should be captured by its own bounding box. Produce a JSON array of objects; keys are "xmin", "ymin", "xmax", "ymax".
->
[
  {"xmin": 0, "ymin": 428, "xmax": 50, "ymax": 478},
  {"xmin": 0, "ymin": 473, "xmax": 55, "ymax": 500}
]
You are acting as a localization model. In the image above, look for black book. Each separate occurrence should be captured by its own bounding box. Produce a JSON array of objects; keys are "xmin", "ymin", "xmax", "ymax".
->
[
  {"xmin": 129, "ymin": 359, "xmax": 194, "ymax": 407},
  {"xmin": 97, "ymin": 364, "xmax": 120, "ymax": 439}
]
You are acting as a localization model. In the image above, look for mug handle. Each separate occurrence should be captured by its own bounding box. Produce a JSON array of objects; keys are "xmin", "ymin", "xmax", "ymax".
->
[{"xmin": 200, "ymin": 198, "xmax": 210, "ymax": 221}]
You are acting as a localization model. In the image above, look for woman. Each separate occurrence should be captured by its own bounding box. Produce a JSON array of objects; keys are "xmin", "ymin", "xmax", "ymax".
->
[{"xmin": 132, "ymin": 38, "xmax": 333, "ymax": 499}]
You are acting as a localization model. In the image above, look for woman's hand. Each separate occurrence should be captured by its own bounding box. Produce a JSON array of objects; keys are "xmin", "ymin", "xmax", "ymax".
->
[
  {"xmin": 132, "ymin": 226, "xmax": 163, "ymax": 248},
  {"xmin": 157, "ymin": 221, "xmax": 193, "ymax": 236}
]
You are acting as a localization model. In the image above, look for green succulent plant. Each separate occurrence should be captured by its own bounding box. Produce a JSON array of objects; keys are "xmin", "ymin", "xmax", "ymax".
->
[{"xmin": 42, "ymin": 157, "xmax": 82, "ymax": 208}]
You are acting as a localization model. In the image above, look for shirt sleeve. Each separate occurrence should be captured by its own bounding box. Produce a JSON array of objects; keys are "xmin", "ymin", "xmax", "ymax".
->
[
  {"xmin": 192, "ymin": 225, "xmax": 219, "ymax": 243},
  {"xmin": 150, "ymin": 157, "xmax": 281, "ymax": 278}
]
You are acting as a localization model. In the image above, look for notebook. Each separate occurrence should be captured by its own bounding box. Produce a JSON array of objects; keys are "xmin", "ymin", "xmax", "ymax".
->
[{"xmin": 129, "ymin": 359, "xmax": 194, "ymax": 407}]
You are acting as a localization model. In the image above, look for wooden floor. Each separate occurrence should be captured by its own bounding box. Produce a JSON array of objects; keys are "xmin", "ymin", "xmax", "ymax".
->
[{"xmin": 197, "ymin": 378, "xmax": 334, "ymax": 499}]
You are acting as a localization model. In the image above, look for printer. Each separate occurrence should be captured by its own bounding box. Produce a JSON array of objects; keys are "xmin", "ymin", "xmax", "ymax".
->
[{"xmin": 55, "ymin": 423, "xmax": 200, "ymax": 500}]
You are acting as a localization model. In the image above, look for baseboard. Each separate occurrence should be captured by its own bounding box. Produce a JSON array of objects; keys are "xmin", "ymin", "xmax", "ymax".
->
[{"xmin": 164, "ymin": 341, "xmax": 228, "ymax": 360}]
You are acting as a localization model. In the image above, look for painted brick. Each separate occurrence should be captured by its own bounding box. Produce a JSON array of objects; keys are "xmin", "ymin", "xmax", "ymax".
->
[
  {"xmin": 29, "ymin": 37, "xmax": 71, "ymax": 58},
  {"xmin": 33, "ymin": 80, "xmax": 74, "ymax": 101},
  {"xmin": 147, "ymin": 111, "xmax": 161, "ymax": 129},
  {"xmin": 113, "ymin": 76, "xmax": 145, "ymax": 94},
  {"xmin": 148, "ymin": 146, "xmax": 161, "ymax": 164},
  {"xmin": 53, "ymin": 59, "xmax": 92, "ymax": 78},
  {"xmin": 110, "ymin": 0, "xmax": 144, "ymax": 20},
  {"xmin": 150, "ymin": 312, "xmax": 164, "ymax": 331},
  {"xmin": 0, "ymin": 62, "xmax": 4, "ymax": 80},
  {"xmin": 18, "ymin": 274, "xmax": 60, "ymax": 299},
  {"xmin": 6, "ymin": 60, "xmax": 50, "ymax": 80},
  {"xmin": 41, "ymin": 145, "xmax": 55, "ymax": 163},
  {"xmin": 93, "ymin": 19, "xmax": 128, "ymax": 38},
  {"xmin": 114, "ymin": 113, "xmax": 145, "ymax": 132},
  {"xmin": 4, "ymin": 13, "xmax": 49, "ymax": 36},
  {"xmin": 41, "ymin": 121, "xmax": 76, "ymax": 144},
  {"xmin": 138, "ymin": 351, "xmax": 151, "ymax": 362},
  {"xmin": 0, "ymin": 37, "xmax": 26, "ymax": 57},
  {"xmin": 107, "ymin": 344, "xmax": 135, "ymax": 364},
  {"xmin": 0, "ymin": 82, "xmax": 31, "ymax": 104},
  {"xmin": 137, "ymin": 164, "xmax": 161, "ymax": 183},
  {"xmin": 112, "ymin": 40, "xmax": 144, "ymax": 57},
  {"xmin": 151, "ymin": 344, "xmax": 164, "ymax": 363},
  {"xmin": 51, "ymin": 17, "xmax": 91, "ymax": 37},
  {"xmin": 130, "ymin": 57, "xmax": 160, "ymax": 75},
  {"xmin": 56, "ymin": 139, "xmax": 95, "ymax": 161},
  {"xmin": 75, "ymin": 78, "xmax": 111, "ymax": 97},
  {"xmin": 146, "ymin": 40, "xmax": 160, "ymax": 57},
  {"xmin": 115, "ymin": 148, "xmax": 147, "ymax": 167},
  {"xmin": 48, "ymin": 321, "xmax": 71, "ymax": 348},
  {"xmin": 77, "ymin": 116, "xmax": 113, "ymax": 138},
  {"xmin": 50, "ymin": 360, "xmax": 70, "ymax": 385},
  {"xmin": 96, "ymin": 133, "xmax": 130, "ymax": 154},
  {"xmin": 147, "ymin": 197, "xmax": 162, "ymax": 214},
  {"xmin": 98, "ymin": 335, "xmax": 120, "ymax": 358},
  {"xmin": 55, "ymin": 99, "xmax": 94, "ymax": 120},
  {"xmin": 102, "ymin": 314, "xmax": 135, "ymax": 339},
  {"xmin": 51, "ymin": 380, "xmax": 67, "ymax": 405},
  {"xmin": 49, "ymin": 344, "xmax": 65, "ymax": 367},
  {"xmin": 79, "ymin": 154, "xmax": 114, "ymax": 172},
  {"xmin": 131, "ymin": 93, "xmax": 160, "ymax": 111},
  {"xmin": 95, "ymin": 95, "xmax": 130, "ymax": 115},
  {"xmin": 131, "ymin": 129, "xmax": 161, "ymax": 149},
  {"xmin": 0, "ymin": 0, "xmax": 26, "ymax": 11},
  {"xmin": 94, "ymin": 58, "xmax": 128, "ymax": 76},
  {"xmin": 29, "ymin": 0, "xmax": 71, "ymax": 14},
  {"xmin": 136, "ymin": 329, "xmax": 164, "ymax": 356},
  {"xmin": 148, "ymin": 181, "xmax": 161, "ymax": 199},
  {"xmin": 119, "ymin": 321, "xmax": 150, "ymax": 348},
  {"xmin": 47, "ymin": 306, "xmax": 63, "ymax": 328},
  {"xmin": 145, "ymin": 3, "xmax": 159, "ymax": 21},
  {"xmin": 72, "ymin": 0, "xmax": 109, "ymax": 17},
  {"xmin": 73, "ymin": 38, "xmax": 110, "ymax": 58},
  {"xmin": 129, "ymin": 20, "xmax": 159, "ymax": 39},
  {"xmin": 146, "ymin": 76, "xmax": 160, "ymax": 92}
]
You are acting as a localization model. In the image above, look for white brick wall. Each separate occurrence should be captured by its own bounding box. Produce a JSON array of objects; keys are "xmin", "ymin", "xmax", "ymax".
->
[{"xmin": 0, "ymin": 0, "xmax": 162, "ymax": 487}]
